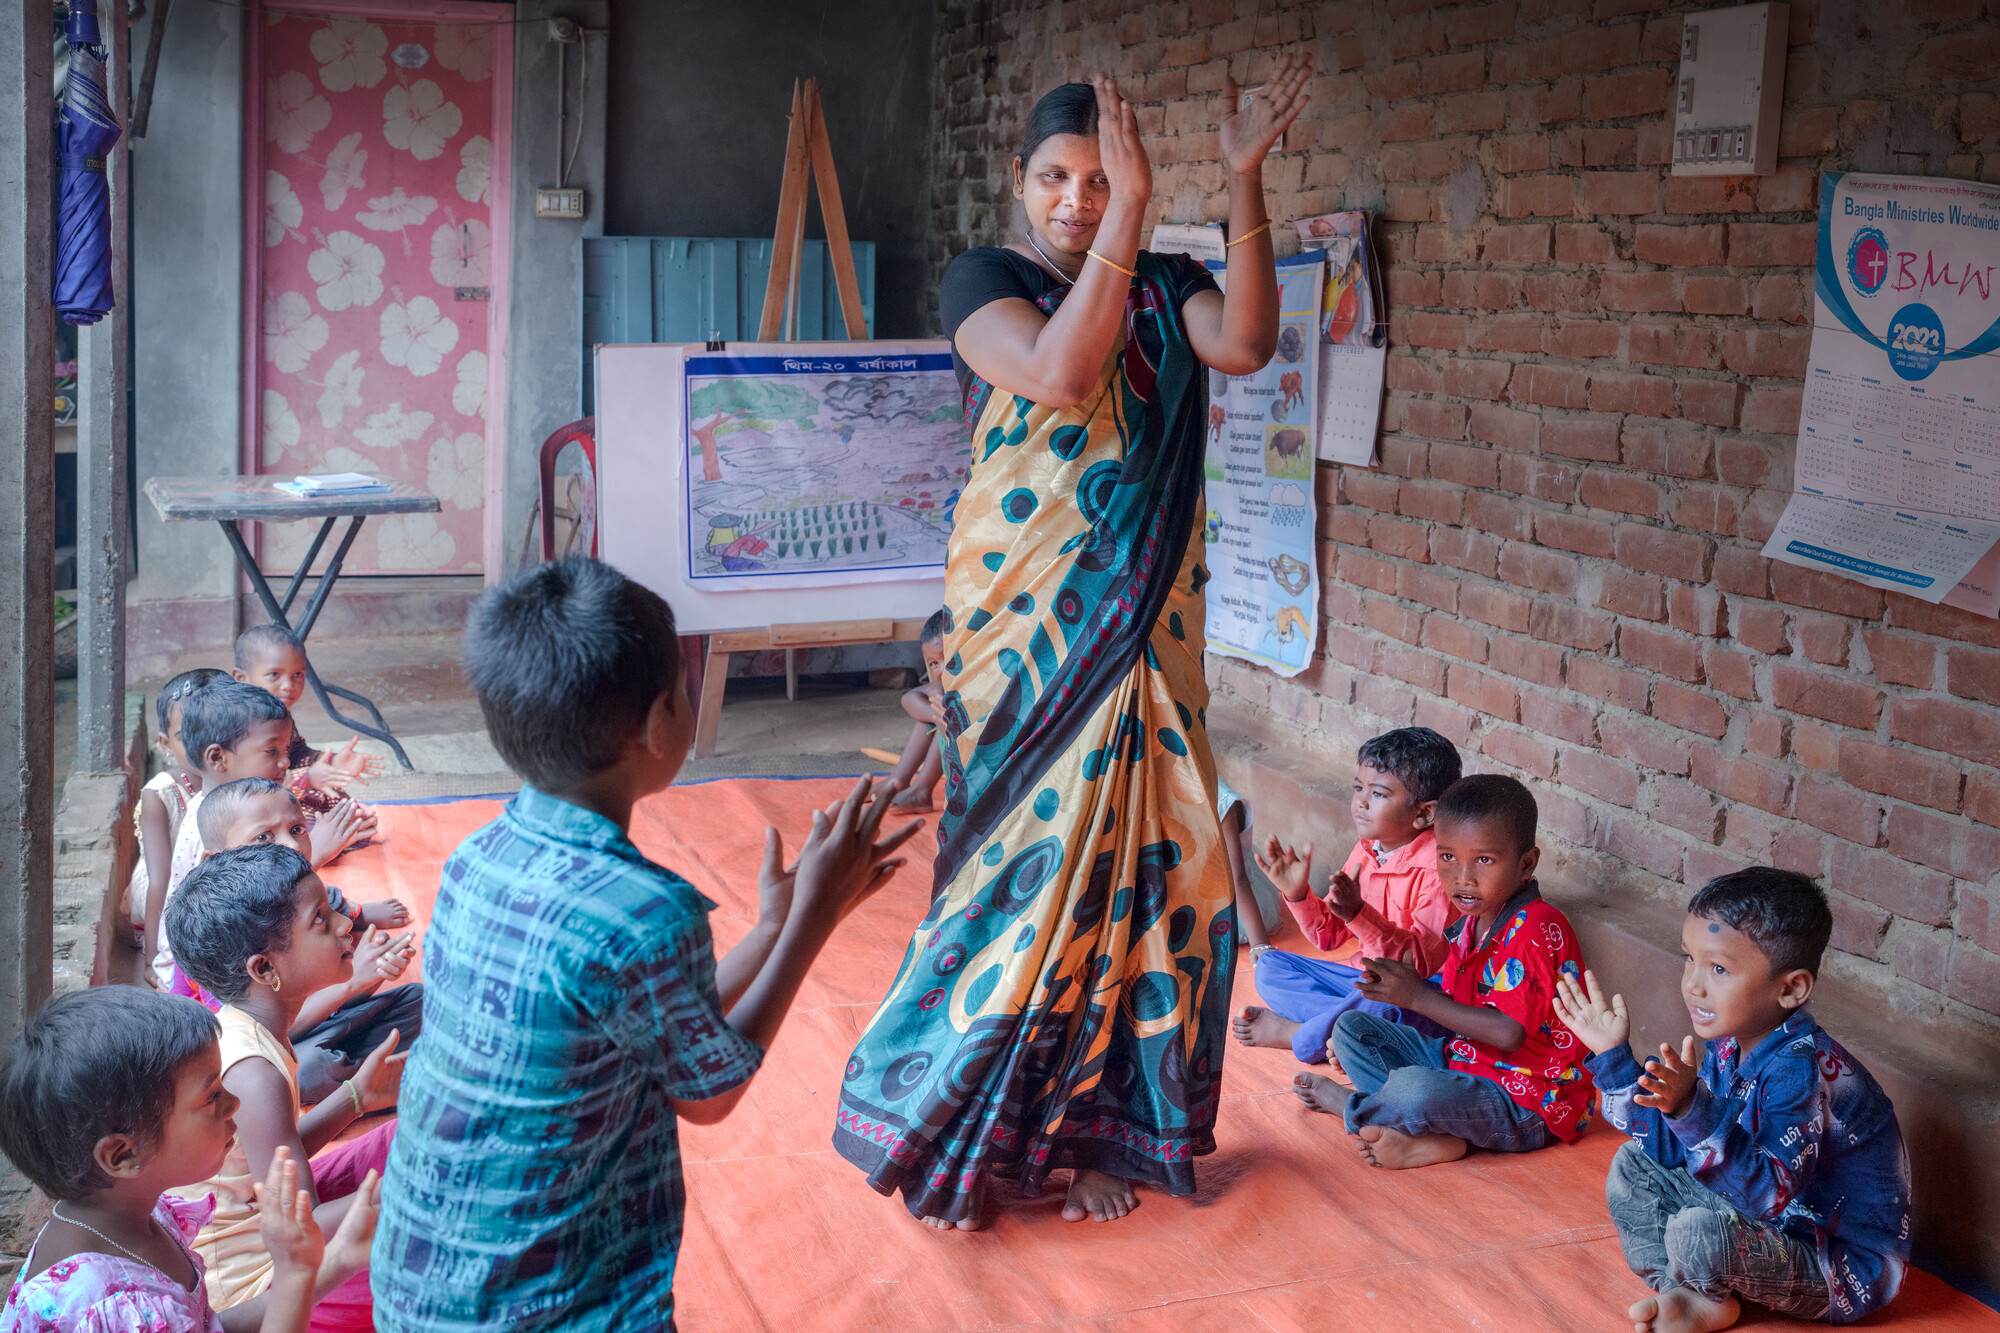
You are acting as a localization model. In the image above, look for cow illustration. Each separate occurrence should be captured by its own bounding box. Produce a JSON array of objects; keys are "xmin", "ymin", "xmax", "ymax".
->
[
  {"xmin": 1278, "ymin": 370, "xmax": 1305, "ymax": 418},
  {"xmin": 1208, "ymin": 403, "xmax": 1225, "ymax": 443}
]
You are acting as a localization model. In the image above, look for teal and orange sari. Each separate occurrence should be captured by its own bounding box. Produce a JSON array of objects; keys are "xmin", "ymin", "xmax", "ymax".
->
[{"xmin": 833, "ymin": 252, "xmax": 1235, "ymax": 1222}]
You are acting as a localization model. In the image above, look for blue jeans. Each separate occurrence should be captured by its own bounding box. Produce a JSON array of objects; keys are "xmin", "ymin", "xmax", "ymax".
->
[
  {"xmin": 1605, "ymin": 1141, "xmax": 1830, "ymax": 1318},
  {"xmin": 1330, "ymin": 1009, "xmax": 1553, "ymax": 1153},
  {"xmin": 1254, "ymin": 949, "xmax": 1449, "ymax": 1064}
]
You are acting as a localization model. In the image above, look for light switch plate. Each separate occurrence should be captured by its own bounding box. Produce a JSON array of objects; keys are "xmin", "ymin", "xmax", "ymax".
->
[
  {"xmin": 1672, "ymin": 2, "xmax": 1788, "ymax": 176},
  {"xmin": 535, "ymin": 187, "xmax": 585, "ymax": 219}
]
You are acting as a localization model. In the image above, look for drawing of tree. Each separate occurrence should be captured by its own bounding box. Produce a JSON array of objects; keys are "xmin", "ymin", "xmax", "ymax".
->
[{"xmin": 688, "ymin": 379, "xmax": 818, "ymax": 482}]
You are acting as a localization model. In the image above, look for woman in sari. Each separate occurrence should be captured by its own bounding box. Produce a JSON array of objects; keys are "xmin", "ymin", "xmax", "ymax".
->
[{"xmin": 833, "ymin": 59, "xmax": 1314, "ymax": 1229}]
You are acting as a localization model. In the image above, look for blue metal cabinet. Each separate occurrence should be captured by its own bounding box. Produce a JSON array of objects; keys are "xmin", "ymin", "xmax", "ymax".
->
[{"xmin": 580, "ymin": 236, "xmax": 875, "ymax": 412}]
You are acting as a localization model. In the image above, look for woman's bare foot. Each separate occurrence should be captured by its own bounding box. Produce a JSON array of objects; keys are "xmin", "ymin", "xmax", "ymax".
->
[
  {"xmin": 1061, "ymin": 1169, "xmax": 1136, "ymax": 1222},
  {"xmin": 1229, "ymin": 1004, "xmax": 1301, "ymax": 1049},
  {"xmin": 1629, "ymin": 1287, "xmax": 1739, "ymax": 1333},
  {"xmin": 1291, "ymin": 1071, "xmax": 1349, "ymax": 1114},
  {"xmin": 1353, "ymin": 1124, "xmax": 1468, "ymax": 1169},
  {"xmin": 918, "ymin": 1172, "xmax": 986, "ymax": 1232}
]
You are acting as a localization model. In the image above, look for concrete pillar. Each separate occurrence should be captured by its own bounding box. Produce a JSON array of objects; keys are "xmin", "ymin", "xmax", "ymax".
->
[
  {"xmin": 0, "ymin": 2, "xmax": 59, "ymax": 1040},
  {"xmin": 78, "ymin": 4, "xmax": 131, "ymax": 773}
]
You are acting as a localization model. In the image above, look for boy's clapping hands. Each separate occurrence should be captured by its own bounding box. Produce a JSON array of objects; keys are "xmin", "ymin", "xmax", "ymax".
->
[
  {"xmin": 794, "ymin": 776, "xmax": 924, "ymax": 925},
  {"xmin": 1635, "ymin": 1037, "xmax": 1701, "ymax": 1117},
  {"xmin": 353, "ymin": 927, "xmax": 416, "ymax": 986},
  {"xmin": 1254, "ymin": 836, "xmax": 1314, "ymax": 902},
  {"xmin": 1553, "ymin": 969, "xmax": 1701, "ymax": 1116}
]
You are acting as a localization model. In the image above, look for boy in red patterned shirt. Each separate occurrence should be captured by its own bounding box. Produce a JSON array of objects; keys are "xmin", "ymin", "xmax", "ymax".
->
[{"xmin": 1293, "ymin": 774, "xmax": 1596, "ymax": 1168}]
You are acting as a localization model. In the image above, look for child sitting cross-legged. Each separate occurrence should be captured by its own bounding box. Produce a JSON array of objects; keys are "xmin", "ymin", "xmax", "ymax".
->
[
  {"xmin": 887, "ymin": 609, "xmax": 950, "ymax": 812},
  {"xmin": 1551, "ymin": 868, "xmax": 1911, "ymax": 1332},
  {"xmin": 196, "ymin": 777, "xmax": 421, "ymax": 1108},
  {"xmin": 371, "ymin": 556, "xmax": 922, "ymax": 1332},
  {"xmin": 130, "ymin": 668, "xmax": 232, "ymax": 971},
  {"xmin": 164, "ymin": 844, "xmax": 406, "ymax": 1330},
  {"xmin": 1231, "ymin": 726, "xmax": 1461, "ymax": 1062},
  {"xmin": 0, "ymin": 985, "xmax": 380, "ymax": 1333},
  {"xmin": 232, "ymin": 625, "xmax": 383, "ymax": 864},
  {"xmin": 1293, "ymin": 774, "xmax": 1597, "ymax": 1168}
]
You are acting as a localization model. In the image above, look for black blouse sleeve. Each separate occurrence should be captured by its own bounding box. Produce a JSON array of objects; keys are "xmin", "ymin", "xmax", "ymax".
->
[{"xmin": 939, "ymin": 248, "xmax": 1047, "ymax": 341}]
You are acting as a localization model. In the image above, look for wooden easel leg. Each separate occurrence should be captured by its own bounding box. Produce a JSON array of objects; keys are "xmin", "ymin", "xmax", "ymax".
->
[
  {"xmin": 803, "ymin": 80, "xmax": 870, "ymax": 341},
  {"xmin": 695, "ymin": 642, "xmax": 731, "ymax": 759},
  {"xmin": 758, "ymin": 79, "xmax": 812, "ymax": 342},
  {"xmin": 785, "ymin": 647, "xmax": 798, "ymax": 702}
]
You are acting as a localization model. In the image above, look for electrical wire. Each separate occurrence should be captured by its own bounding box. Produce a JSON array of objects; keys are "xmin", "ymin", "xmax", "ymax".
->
[{"xmin": 560, "ymin": 30, "xmax": 587, "ymax": 188}]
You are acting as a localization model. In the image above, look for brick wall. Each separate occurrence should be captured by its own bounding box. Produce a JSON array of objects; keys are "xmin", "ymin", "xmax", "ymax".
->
[{"xmin": 931, "ymin": 0, "xmax": 2000, "ymax": 1028}]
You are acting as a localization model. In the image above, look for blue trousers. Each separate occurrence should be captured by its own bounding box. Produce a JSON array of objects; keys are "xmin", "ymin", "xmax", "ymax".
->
[
  {"xmin": 1331, "ymin": 1009, "xmax": 1553, "ymax": 1153},
  {"xmin": 1253, "ymin": 949, "xmax": 1447, "ymax": 1064}
]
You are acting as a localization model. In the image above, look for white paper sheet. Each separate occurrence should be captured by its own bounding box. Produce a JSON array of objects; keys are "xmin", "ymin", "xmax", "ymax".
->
[
  {"xmin": 1316, "ymin": 342, "xmax": 1386, "ymax": 466},
  {"xmin": 1149, "ymin": 223, "xmax": 1226, "ymax": 265}
]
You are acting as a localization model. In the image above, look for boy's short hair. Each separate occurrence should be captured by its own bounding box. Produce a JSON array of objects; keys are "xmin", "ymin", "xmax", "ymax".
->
[
  {"xmin": 166, "ymin": 844, "xmax": 315, "ymax": 1002},
  {"xmin": 920, "ymin": 608, "xmax": 950, "ymax": 646},
  {"xmin": 196, "ymin": 776, "xmax": 297, "ymax": 848},
  {"xmin": 0, "ymin": 987, "xmax": 218, "ymax": 1200},
  {"xmin": 235, "ymin": 622, "xmax": 305, "ymax": 670},
  {"xmin": 1435, "ymin": 774, "xmax": 1538, "ymax": 854},
  {"xmin": 155, "ymin": 667, "xmax": 231, "ymax": 735},
  {"xmin": 462, "ymin": 556, "xmax": 682, "ymax": 790},
  {"xmin": 1356, "ymin": 726, "xmax": 1462, "ymax": 804},
  {"xmin": 1689, "ymin": 867, "xmax": 1833, "ymax": 977},
  {"xmin": 179, "ymin": 681, "xmax": 290, "ymax": 770}
]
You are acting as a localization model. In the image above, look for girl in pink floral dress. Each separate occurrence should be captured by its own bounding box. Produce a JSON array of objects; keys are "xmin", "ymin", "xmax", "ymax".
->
[{"xmin": 0, "ymin": 988, "xmax": 376, "ymax": 1333}]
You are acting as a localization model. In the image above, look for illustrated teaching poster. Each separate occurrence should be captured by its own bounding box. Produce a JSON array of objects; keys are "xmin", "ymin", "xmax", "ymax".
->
[
  {"xmin": 1202, "ymin": 251, "xmax": 1325, "ymax": 675},
  {"xmin": 681, "ymin": 350, "xmax": 970, "ymax": 590},
  {"xmin": 1764, "ymin": 172, "xmax": 2000, "ymax": 615}
]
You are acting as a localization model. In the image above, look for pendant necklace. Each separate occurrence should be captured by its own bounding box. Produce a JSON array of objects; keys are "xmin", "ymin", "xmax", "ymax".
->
[{"xmin": 1023, "ymin": 229, "xmax": 1076, "ymax": 286}]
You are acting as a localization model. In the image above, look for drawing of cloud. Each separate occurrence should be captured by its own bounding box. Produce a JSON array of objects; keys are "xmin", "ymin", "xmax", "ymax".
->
[
  {"xmin": 1270, "ymin": 483, "xmax": 1307, "ymax": 506},
  {"xmin": 823, "ymin": 377, "xmax": 926, "ymax": 425}
]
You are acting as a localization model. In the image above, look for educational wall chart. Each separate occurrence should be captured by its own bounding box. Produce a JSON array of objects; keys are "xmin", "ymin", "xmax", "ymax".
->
[
  {"xmin": 681, "ymin": 350, "xmax": 970, "ymax": 590},
  {"xmin": 1201, "ymin": 251, "xmax": 1326, "ymax": 675},
  {"xmin": 1763, "ymin": 172, "xmax": 2000, "ymax": 616},
  {"xmin": 1295, "ymin": 212, "xmax": 1388, "ymax": 467}
]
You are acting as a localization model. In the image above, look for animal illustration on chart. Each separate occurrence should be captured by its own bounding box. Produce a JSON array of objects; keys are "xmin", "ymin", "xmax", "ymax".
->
[
  {"xmin": 1267, "ymin": 552, "xmax": 1310, "ymax": 596},
  {"xmin": 1209, "ymin": 402, "xmax": 1225, "ymax": 444},
  {"xmin": 1265, "ymin": 426, "xmax": 1310, "ymax": 480},
  {"xmin": 1271, "ymin": 604, "xmax": 1308, "ymax": 643},
  {"xmin": 1272, "ymin": 370, "xmax": 1305, "ymax": 421}
]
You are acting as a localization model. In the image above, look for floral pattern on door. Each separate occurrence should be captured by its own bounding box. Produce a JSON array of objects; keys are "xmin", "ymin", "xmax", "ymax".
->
[{"xmin": 257, "ymin": 12, "xmax": 499, "ymax": 574}]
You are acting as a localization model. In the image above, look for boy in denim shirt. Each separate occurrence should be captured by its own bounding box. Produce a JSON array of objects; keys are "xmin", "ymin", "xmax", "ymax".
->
[
  {"xmin": 1554, "ymin": 868, "xmax": 1910, "ymax": 1330},
  {"xmin": 371, "ymin": 558, "xmax": 921, "ymax": 1331}
]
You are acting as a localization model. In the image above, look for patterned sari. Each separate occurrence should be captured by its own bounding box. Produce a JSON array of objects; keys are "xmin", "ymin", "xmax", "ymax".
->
[{"xmin": 833, "ymin": 252, "xmax": 1234, "ymax": 1222}]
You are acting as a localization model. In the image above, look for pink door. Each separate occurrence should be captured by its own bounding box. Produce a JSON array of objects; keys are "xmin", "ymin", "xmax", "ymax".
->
[{"xmin": 247, "ymin": 2, "xmax": 510, "ymax": 576}]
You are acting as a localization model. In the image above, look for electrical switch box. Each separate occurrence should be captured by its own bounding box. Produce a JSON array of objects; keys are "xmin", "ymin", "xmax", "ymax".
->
[{"xmin": 1672, "ymin": 2, "xmax": 1788, "ymax": 176}]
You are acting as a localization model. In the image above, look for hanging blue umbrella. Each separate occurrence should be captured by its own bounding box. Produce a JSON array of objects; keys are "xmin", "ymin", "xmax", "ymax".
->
[{"xmin": 54, "ymin": 0, "xmax": 120, "ymax": 326}]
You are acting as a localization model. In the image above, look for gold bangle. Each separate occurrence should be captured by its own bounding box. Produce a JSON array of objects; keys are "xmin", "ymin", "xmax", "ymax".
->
[
  {"xmin": 345, "ymin": 1078, "xmax": 364, "ymax": 1118},
  {"xmin": 1086, "ymin": 249, "xmax": 1137, "ymax": 278},
  {"xmin": 1225, "ymin": 220, "xmax": 1273, "ymax": 249}
]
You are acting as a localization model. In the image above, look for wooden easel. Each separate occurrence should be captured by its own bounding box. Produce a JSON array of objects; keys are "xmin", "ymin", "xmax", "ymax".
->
[{"xmin": 691, "ymin": 80, "xmax": 902, "ymax": 759}]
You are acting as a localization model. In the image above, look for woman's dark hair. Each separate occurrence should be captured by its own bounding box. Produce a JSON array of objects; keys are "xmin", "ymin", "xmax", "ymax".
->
[
  {"xmin": 0, "ymin": 987, "xmax": 219, "ymax": 1200},
  {"xmin": 155, "ymin": 667, "xmax": 231, "ymax": 735},
  {"xmin": 462, "ymin": 556, "xmax": 682, "ymax": 790},
  {"xmin": 1018, "ymin": 82, "xmax": 1097, "ymax": 169},
  {"xmin": 167, "ymin": 844, "xmax": 316, "ymax": 1003},
  {"xmin": 1435, "ymin": 774, "xmax": 1539, "ymax": 856},
  {"xmin": 1689, "ymin": 868, "xmax": 1833, "ymax": 977},
  {"xmin": 179, "ymin": 681, "xmax": 290, "ymax": 771},
  {"xmin": 1356, "ymin": 727, "xmax": 1462, "ymax": 804}
]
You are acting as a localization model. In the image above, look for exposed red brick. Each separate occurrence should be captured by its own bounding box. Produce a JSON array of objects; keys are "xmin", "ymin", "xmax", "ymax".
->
[
  {"xmin": 1888, "ymin": 594, "xmax": 2000, "ymax": 649},
  {"xmin": 1598, "ymin": 567, "xmax": 1665, "ymax": 621},
  {"xmin": 1653, "ymin": 680, "xmax": 1730, "ymax": 738},
  {"xmin": 1413, "ymin": 695, "xmax": 1479, "ymax": 748},
  {"xmin": 1571, "ymin": 656, "xmax": 1652, "ymax": 712},
  {"xmin": 1370, "ymin": 514, "xmax": 1432, "ymax": 562},
  {"xmin": 1529, "ymin": 599, "xmax": 1614, "ymax": 651},
  {"xmin": 1728, "ymin": 222, "xmax": 1817, "ymax": 267},
  {"xmin": 1500, "ymin": 543, "xmax": 1579, "ymax": 596},
  {"xmin": 1769, "ymin": 563, "xmax": 1885, "ymax": 621},
  {"xmin": 1585, "ymin": 70, "xmax": 1669, "ymax": 120},
  {"xmin": 1681, "ymin": 276, "xmax": 1750, "ymax": 316},
  {"xmin": 1721, "ymin": 328, "xmax": 1812, "ymax": 380},
  {"xmin": 1502, "ymin": 456, "xmax": 1582, "ymax": 505},
  {"xmin": 1497, "ymin": 174, "xmax": 1576, "ymax": 218},
  {"xmin": 1703, "ymin": 647, "xmax": 1758, "ymax": 702},
  {"xmin": 1464, "ymin": 491, "xmax": 1533, "ymax": 542},
  {"xmin": 1713, "ymin": 545, "xmax": 1771, "ymax": 598},
  {"xmin": 1674, "ymin": 486, "xmax": 1740, "ymax": 536},
  {"xmin": 1511, "ymin": 363, "xmax": 1589, "ymax": 409},
  {"xmin": 1398, "ymin": 563, "xmax": 1460, "ymax": 613},
  {"xmin": 1600, "ymin": 270, "xmax": 1682, "ymax": 312},
  {"xmin": 1794, "ymin": 778, "xmax": 1884, "ymax": 847},
  {"xmin": 1522, "ymin": 689, "xmax": 1599, "ymax": 746},
  {"xmin": 1581, "ymin": 171, "xmax": 1660, "ymax": 216},
  {"xmin": 1948, "ymin": 946, "xmax": 2000, "ymax": 1017},
  {"xmin": 1447, "ymin": 664, "xmax": 1520, "ymax": 721},
  {"xmin": 1560, "ymin": 749, "xmax": 1640, "ymax": 807},
  {"xmin": 1651, "ymin": 777, "xmax": 1721, "ymax": 842},
  {"xmin": 1862, "ymin": 631, "xmax": 1936, "ymax": 689},
  {"xmin": 1461, "ymin": 580, "xmax": 1532, "ymax": 634},
  {"xmin": 1669, "ymin": 586, "xmax": 1727, "ymax": 637},
  {"xmin": 1791, "ymin": 611, "xmax": 1851, "ymax": 667},
  {"xmin": 1603, "ymin": 815, "xmax": 1686, "ymax": 876},
  {"xmin": 1424, "ymin": 615, "xmax": 1489, "ymax": 664},
  {"xmin": 1399, "ymin": 479, "xmax": 1466, "ymax": 526},
  {"xmin": 1344, "ymin": 469, "xmax": 1403, "ymax": 513},
  {"xmin": 1375, "ymin": 642, "xmax": 1447, "ymax": 694},
  {"xmin": 1483, "ymin": 727, "xmax": 1557, "ymax": 779},
  {"xmin": 1744, "ymin": 709, "xmax": 1787, "ymax": 759},
  {"xmin": 1535, "ymin": 511, "xmax": 1615, "ymax": 558},
  {"xmin": 1828, "ymin": 841, "xmax": 1955, "ymax": 928},
  {"xmin": 1601, "ymin": 711, "xmax": 1693, "ymax": 775},
  {"xmin": 1469, "ymin": 403, "xmax": 1538, "ymax": 452},
  {"xmin": 1489, "ymin": 632, "xmax": 1565, "ymax": 689},
  {"xmin": 1540, "ymin": 416, "xmax": 1624, "ymax": 462},
  {"xmin": 1888, "ymin": 697, "xmax": 2000, "ymax": 769},
  {"xmin": 1690, "ymin": 748, "xmax": 1792, "ymax": 816},
  {"xmin": 1946, "ymin": 647, "xmax": 2000, "ymax": 706},
  {"xmin": 1590, "ymin": 371, "xmax": 1679, "ymax": 418},
  {"xmin": 1543, "ymin": 319, "xmax": 1622, "ymax": 359},
  {"xmin": 1970, "ymin": 768, "xmax": 2000, "ymax": 831},
  {"xmin": 1678, "ymin": 379, "xmax": 1741, "ymax": 427},
  {"xmin": 1837, "ymin": 738, "xmax": 1965, "ymax": 813},
  {"xmin": 1365, "ymin": 597, "xmax": 1428, "ymax": 648},
  {"xmin": 1339, "ymin": 548, "xmax": 1398, "ymax": 595},
  {"xmin": 1431, "ymin": 526, "xmax": 1501, "ymax": 578},
  {"xmin": 1615, "ymin": 523, "xmax": 1710, "ymax": 582},
  {"xmin": 1629, "ymin": 319, "xmax": 1721, "ymax": 369},
  {"xmin": 1771, "ymin": 664, "xmax": 1882, "ymax": 730},
  {"xmin": 1634, "ymin": 223, "xmax": 1727, "ymax": 267},
  {"xmin": 1621, "ymin": 624, "xmax": 1704, "ymax": 682},
  {"xmin": 1886, "ymin": 804, "xmax": 2000, "ymax": 884},
  {"xmin": 1356, "ymin": 674, "xmax": 1417, "ymax": 725}
]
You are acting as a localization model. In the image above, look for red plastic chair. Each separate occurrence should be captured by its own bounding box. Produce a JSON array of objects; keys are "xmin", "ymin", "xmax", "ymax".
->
[{"xmin": 537, "ymin": 417, "xmax": 597, "ymax": 561}]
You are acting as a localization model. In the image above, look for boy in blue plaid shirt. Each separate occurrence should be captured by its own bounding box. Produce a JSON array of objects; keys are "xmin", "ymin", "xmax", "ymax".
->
[{"xmin": 371, "ymin": 558, "xmax": 921, "ymax": 1332}]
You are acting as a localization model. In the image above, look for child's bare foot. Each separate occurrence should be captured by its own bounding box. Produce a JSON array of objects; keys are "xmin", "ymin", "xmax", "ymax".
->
[
  {"xmin": 890, "ymin": 787, "xmax": 936, "ymax": 813},
  {"xmin": 1291, "ymin": 1071, "xmax": 1349, "ymax": 1114},
  {"xmin": 1230, "ymin": 1005, "xmax": 1301, "ymax": 1049},
  {"xmin": 1629, "ymin": 1287, "xmax": 1739, "ymax": 1333},
  {"xmin": 358, "ymin": 898, "xmax": 409, "ymax": 930},
  {"xmin": 1061, "ymin": 1169, "xmax": 1136, "ymax": 1222},
  {"xmin": 1353, "ymin": 1124, "xmax": 1468, "ymax": 1169}
]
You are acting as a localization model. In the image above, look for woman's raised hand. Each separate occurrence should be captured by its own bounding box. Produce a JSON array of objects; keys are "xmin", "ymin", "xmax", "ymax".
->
[
  {"xmin": 1092, "ymin": 73, "xmax": 1152, "ymax": 208},
  {"xmin": 1220, "ymin": 51, "xmax": 1315, "ymax": 176}
]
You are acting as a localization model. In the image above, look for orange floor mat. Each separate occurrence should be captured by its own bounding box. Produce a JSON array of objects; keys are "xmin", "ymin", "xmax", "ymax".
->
[{"xmin": 335, "ymin": 779, "xmax": 2000, "ymax": 1333}]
